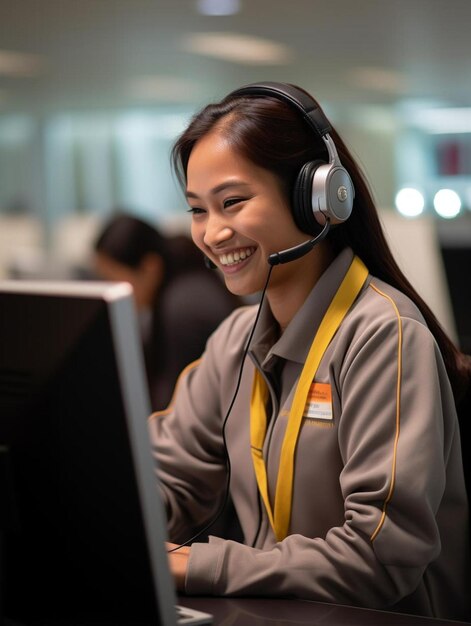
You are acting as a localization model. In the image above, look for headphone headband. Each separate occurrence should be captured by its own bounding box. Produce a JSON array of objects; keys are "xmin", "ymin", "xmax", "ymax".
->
[{"xmin": 228, "ymin": 81, "xmax": 332, "ymax": 138}]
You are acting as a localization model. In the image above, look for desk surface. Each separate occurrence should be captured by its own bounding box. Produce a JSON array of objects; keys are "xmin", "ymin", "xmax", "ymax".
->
[{"xmin": 180, "ymin": 596, "xmax": 471, "ymax": 626}]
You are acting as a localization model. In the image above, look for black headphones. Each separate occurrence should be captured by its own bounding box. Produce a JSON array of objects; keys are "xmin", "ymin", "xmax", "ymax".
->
[{"xmin": 228, "ymin": 82, "xmax": 355, "ymax": 236}]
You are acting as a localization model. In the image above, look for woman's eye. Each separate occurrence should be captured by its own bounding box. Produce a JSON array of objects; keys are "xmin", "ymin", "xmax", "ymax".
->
[
  {"xmin": 223, "ymin": 197, "xmax": 243, "ymax": 209},
  {"xmin": 187, "ymin": 206, "xmax": 205, "ymax": 215}
]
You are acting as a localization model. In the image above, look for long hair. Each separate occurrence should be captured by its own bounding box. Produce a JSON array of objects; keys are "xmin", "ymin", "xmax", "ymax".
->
[{"xmin": 171, "ymin": 87, "xmax": 471, "ymax": 402}]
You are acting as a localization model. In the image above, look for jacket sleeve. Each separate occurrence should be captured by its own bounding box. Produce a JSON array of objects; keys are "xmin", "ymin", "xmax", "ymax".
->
[{"xmin": 184, "ymin": 315, "xmax": 461, "ymax": 609}]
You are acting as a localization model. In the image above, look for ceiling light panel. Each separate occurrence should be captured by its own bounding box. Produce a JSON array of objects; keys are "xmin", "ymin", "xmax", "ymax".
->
[
  {"xmin": 0, "ymin": 50, "xmax": 45, "ymax": 77},
  {"xmin": 182, "ymin": 33, "xmax": 294, "ymax": 65},
  {"xmin": 128, "ymin": 76, "xmax": 201, "ymax": 102}
]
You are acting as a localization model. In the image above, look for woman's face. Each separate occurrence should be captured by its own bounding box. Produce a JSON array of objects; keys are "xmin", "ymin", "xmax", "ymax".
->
[{"xmin": 186, "ymin": 130, "xmax": 313, "ymax": 297}]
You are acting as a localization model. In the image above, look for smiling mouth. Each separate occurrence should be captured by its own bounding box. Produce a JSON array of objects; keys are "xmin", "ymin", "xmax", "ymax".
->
[{"xmin": 218, "ymin": 247, "xmax": 256, "ymax": 267}]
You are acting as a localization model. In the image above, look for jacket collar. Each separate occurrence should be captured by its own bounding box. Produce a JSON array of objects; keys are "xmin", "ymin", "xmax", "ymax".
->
[{"xmin": 249, "ymin": 247, "xmax": 356, "ymax": 371}]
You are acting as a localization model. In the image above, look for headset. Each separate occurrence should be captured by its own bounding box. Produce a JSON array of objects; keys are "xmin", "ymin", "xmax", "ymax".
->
[{"xmin": 227, "ymin": 82, "xmax": 355, "ymax": 265}]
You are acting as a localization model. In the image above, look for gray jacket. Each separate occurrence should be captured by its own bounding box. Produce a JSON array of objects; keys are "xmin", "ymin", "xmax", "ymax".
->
[{"xmin": 149, "ymin": 248, "xmax": 470, "ymax": 621}]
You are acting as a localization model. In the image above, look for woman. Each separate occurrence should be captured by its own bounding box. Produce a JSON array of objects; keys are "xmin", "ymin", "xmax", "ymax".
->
[
  {"xmin": 150, "ymin": 83, "xmax": 471, "ymax": 619},
  {"xmin": 93, "ymin": 213, "xmax": 241, "ymax": 410}
]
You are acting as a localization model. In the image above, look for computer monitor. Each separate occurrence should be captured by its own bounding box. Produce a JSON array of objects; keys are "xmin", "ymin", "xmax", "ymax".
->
[{"xmin": 0, "ymin": 280, "xmax": 210, "ymax": 625}]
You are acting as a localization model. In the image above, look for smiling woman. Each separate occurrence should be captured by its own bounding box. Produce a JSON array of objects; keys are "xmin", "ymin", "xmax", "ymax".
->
[
  {"xmin": 149, "ymin": 82, "xmax": 471, "ymax": 622},
  {"xmin": 185, "ymin": 130, "xmax": 330, "ymax": 317}
]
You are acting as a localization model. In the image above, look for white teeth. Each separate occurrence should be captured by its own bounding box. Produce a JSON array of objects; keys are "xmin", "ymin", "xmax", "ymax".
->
[{"xmin": 219, "ymin": 247, "xmax": 254, "ymax": 266}]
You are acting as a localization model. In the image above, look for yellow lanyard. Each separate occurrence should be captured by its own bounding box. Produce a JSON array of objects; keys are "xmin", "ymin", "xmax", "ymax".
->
[{"xmin": 250, "ymin": 256, "xmax": 369, "ymax": 541}]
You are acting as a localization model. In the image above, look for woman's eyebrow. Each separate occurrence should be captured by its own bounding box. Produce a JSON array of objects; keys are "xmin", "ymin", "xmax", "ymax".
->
[{"xmin": 186, "ymin": 179, "xmax": 250, "ymax": 199}]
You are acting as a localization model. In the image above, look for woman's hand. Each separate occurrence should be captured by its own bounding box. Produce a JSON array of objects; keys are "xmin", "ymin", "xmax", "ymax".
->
[{"xmin": 166, "ymin": 542, "xmax": 190, "ymax": 591}]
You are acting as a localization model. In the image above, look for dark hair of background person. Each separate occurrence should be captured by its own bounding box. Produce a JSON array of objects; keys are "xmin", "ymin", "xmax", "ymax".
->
[
  {"xmin": 171, "ymin": 89, "xmax": 471, "ymax": 407},
  {"xmin": 94, "ymin": 213, "xmax": 242, "ymax": 409}
]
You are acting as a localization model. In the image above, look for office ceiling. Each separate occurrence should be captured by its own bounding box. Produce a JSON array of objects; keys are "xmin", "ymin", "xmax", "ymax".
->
[{"xmin": 0, "ymin": 0, "xmax": 470, "ymax": 115}]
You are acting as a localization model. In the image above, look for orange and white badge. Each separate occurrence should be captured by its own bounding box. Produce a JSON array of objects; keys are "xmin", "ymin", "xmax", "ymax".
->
[{"xmin": 303, "ymin": 382, "xmax": 333, "ymax": 421}]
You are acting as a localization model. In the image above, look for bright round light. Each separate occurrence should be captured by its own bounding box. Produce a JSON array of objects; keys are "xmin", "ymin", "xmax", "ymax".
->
[
  {"xmin": 395, "ymin": 188, "xmax": 425, "ymax": 217},
  {"xmin": 433, "ymin": 189, "xmax": 461, "ymax": 219}
]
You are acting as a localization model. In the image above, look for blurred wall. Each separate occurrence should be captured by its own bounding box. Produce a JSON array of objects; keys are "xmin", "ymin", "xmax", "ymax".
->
[{"xmin": 0, "ymin": 207, "xmax": 457, "ymax": 347}]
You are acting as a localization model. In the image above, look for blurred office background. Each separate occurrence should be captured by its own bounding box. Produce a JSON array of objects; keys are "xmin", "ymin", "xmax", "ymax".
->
[{"xmin": 0, "ymin": 0, "xmax": 470, "ymax": 351}]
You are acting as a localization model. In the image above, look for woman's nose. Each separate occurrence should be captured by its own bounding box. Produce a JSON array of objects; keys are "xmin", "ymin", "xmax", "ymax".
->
[{"xmin": 203, "ymin": 215, "xmax": 234, "ymax": 248}]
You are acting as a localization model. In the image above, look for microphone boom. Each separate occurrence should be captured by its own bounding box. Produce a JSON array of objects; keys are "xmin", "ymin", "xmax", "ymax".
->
[{"xmin": 268, "ymin": 219, "xmax": 331, "ymax": 266}]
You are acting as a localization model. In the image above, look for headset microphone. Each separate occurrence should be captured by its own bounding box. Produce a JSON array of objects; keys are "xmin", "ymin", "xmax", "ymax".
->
[
  {"xmin": 268, "ymin": 218, "xmax": 331, "ymax": 266},
  {"xmin": 204, "ymin": 219, "xmax": 331, "ymax": 269}
]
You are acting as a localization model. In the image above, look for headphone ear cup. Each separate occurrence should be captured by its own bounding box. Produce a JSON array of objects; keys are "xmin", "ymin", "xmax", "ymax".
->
[{"xmin": 292, "ymin": 160, "xmax": 325, "ymax": 235}]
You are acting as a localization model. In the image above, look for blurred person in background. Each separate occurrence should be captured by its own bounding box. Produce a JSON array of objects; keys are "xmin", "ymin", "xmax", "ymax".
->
[{"xmin": 93, "ymin": 212, "xmax": 241, "ymax": 410}]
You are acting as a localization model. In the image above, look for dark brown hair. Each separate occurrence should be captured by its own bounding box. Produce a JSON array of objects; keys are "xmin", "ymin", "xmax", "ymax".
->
[
  {"xmin": 171, "ymin": 87, "xmax": 471, "ymax": 402},
  {"xmin": 94, "ymin": 213, "xmax": 172, "ymax": 270}
]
